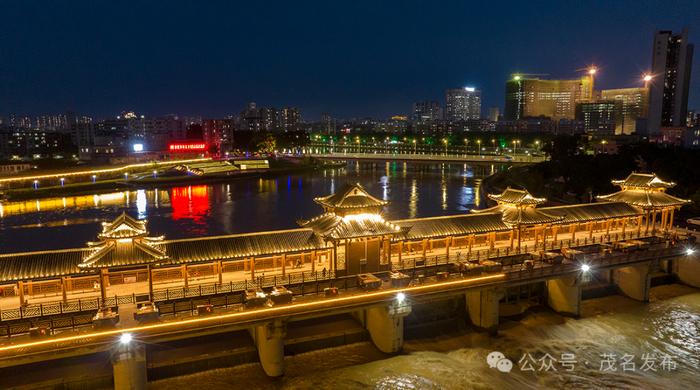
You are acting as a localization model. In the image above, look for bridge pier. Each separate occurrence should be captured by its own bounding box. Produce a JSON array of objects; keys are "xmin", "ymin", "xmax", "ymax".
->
[
  {"xmin": 614, "ymin": 262, "xmax": 651, "ymax": 302},
  {"xmin": 676, "ymin": 252, "xmax": 700, "ymax": 288},
  {"xmin": 112, "ymin": 341, "xmax": 147, "ymax": 390},
  {"xmin": 251, "ymin": 319, "xmax": 287, "ymax": 377},
  {"xmin": 546, "ymin": 276, "xmax": 581, "ymax": 316},
  {"xmin": 354, "ymin": 299, "xmax": 412, "ymax": 354},
  {"xmin": 466, "ymin": 288, "xmax": 504, "ymax": 334}
]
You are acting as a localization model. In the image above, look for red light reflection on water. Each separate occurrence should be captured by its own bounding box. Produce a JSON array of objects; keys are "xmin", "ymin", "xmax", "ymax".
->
[{"xmin": 170, "ymin": 186, "xmax": 210, "ymax": 232}]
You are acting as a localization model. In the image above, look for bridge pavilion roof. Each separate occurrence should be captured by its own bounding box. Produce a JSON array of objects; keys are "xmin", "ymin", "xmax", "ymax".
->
[
  {"xmin": 313, "ymin": 183, "xmax": 388, "ymax": 215},
  {"xmin": 300, "ymin": 183, "xmax": 404, "ymax": 240},
  {"xmin": 473, "ymin": 188, "xmax": 564, "ymax": 227},
  {"xmin": 597, "ymin": 172, "xmax": 690, "ymax": 209}
]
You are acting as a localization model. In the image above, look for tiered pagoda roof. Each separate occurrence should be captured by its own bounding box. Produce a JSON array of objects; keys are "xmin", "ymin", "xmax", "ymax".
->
[
  {"xmin": 80, "ymin": 213, "xmax": 168, "ymax": 269},
  {"xmin": 473, "ymin": 188, "xmax": 564, "ymax": 227},
  {"xmin": 313, "ymin": 183, "xmax": 389, "ymax": 215},
  {"xmin": 300, "ymin": 183, "xmax": 404, "ymax": 240},
  {"xmin": 597, "ymin": 173, "xmax": 690, "ymax": 209}
]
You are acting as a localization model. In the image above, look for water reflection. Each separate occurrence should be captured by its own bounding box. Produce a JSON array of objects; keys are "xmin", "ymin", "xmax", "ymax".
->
[{"xmin": 0, "ymin": 161, "xmax": 502, "ymax": 252}]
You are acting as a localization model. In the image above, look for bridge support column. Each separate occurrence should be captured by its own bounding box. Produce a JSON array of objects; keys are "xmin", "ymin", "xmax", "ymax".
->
[
  {"xmin": 251, "ymin": 319, "xmax": 287, "ymax": 377},
  {"xmin": 112, "ymin": 341, "xmax": 147, "ymax": 390},
  {"xmin": 676, "ymin": 253, "xmax": 700, "ymax": 288},
  {"xmin": 361, "ymin": 300, "xmax": 412, "ymax": 353},
  {"xmin": 466, "ymin": 288, "xmax": 504, "ymax": 334},
  {"xmin": 546, "ymin": 276, "xmax": 581, "ymax": 316},
  {"xmin": 614, "ymin": 262, "xmax": 651, "ymax": 302}
]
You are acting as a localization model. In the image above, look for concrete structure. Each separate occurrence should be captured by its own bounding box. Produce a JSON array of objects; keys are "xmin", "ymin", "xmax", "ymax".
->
[
  {"xmin": 445, "ymin": 87, "xmax": 481, "ymax": 121},
  {"xmin": 648, "ymin": 28, "xmax": 694, "ymax": 134},
  {"xmin": 546, "ymin": 276, "xmax": 581, "ymax": 316},
  {"xmin": 601, "ymin": 87, "xmax": 649, "ymax": 135},
  {"xmin": 504, "ymin": 75, "xmax": 593, "ymax": 121}
]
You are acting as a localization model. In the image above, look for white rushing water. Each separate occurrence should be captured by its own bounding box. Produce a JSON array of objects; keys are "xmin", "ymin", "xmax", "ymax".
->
[{"xmin": 152, "ymin": 284, "xmax": 700, "ymax": 389}]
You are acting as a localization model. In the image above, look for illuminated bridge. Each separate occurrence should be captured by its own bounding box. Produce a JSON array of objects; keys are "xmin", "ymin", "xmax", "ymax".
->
[{"xmin": 0, "ymin": 173, "xmax": 697, "ymax": 388}]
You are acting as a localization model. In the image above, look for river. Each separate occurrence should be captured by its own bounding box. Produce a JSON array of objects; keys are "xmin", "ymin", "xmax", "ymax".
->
[
  {"xmin": 0, "ymin": 161, "xmax": 497, "ymax": 253},
  {"xmin": 150, "ymin": 284, "xmax": 700, "ymax": 389}
]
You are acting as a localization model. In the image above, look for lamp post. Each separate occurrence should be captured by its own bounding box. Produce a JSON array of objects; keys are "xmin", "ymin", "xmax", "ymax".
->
[
  {"xmin": 476, "ymin": 139, "xmax": 482, "ymax": 156},
  {"xmin": 643, "ymin": 73, "xmax": 653, "ymax": 89},
  {"xmin": 491, "ymin": 139, "xmax": 496, "ymax": 154},
  {"xmin": 442, "ymin": 138, "xmax": 448, "ymax": 155},
  {"xmin": 412, "ymin": 139, "xmax": 417, "ymax": 154},
  {"xmin": 60, "ymin": 178, "xmax": 65, "ymax": 187},
  {"xmin": 463, "ymin": 138, "xmax": 469, "ymax": 154}
]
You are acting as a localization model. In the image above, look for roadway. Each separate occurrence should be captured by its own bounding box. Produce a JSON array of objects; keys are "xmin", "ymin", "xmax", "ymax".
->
[{"xmin": 301, "ymin": 152, "xmax": 545, "ymax": 164}]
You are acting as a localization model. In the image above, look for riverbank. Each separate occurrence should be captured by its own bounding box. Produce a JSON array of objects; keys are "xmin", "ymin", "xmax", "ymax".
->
[{"xmin": 0, "ymin": 158, "xmax": 343, "ymax": 202}]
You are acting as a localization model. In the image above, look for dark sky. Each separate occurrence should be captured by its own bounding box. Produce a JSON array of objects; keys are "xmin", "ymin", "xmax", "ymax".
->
[{"xmin": 1, "ymin": 0, "xmax": 699, "ymax": 120}]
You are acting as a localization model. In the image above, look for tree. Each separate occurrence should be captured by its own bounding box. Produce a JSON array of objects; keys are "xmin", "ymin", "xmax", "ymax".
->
[{"xmin": 256, "ymin": 133, "xmax": 277, "ymax": 154}]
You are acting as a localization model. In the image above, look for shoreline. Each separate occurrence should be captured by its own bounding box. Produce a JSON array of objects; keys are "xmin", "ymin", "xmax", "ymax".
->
[{"xmin": 1, "ymin": 160, "xmax": 345, "ymax": 202}]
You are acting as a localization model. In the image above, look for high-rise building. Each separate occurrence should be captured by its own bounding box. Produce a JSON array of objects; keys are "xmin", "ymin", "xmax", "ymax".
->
[
  {"xmin": 445, "ymin": 87, "xmax": 481, "ymax": 121},
  {"xmin": 575, "ymin": 100, "xmax": 621, "ymax": 135},
  {"xmin": 504, "ymin": 75, "xmax": 593, "ymax": 121},
  {"xmin": 277, "ymin": 107, "xmax": 301, "ymax": 132},
  {"xmin": 648, "ymin": 28, "xmax": 694, "ymax": 134},
  {"xmin": 412, "ymin": 101, "xmax": 442, "ymax": 123},
  {"xmin": 202, "ymin": 119, "xmax": 235, "ymax": 154},
  {"xmin": 601, "ymin": 87, "xmax": 649, "ymax": 135},
  {"xmin": 488, "ymin": 107, "xmax": 500, "ymax": 122}
]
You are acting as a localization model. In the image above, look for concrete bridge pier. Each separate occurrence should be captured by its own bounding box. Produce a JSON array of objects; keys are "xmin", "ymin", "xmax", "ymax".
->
[
  {"xmin": 355, "ymin": 299, "xmax": 412, "ymax": 353},
  {"xmin": 676, "ymin": 252, "xmax": 700, "ymax": 288},
  {"xmin": 614, "ymin": 262, "xmax": 651, "ymax": 302},
  {"xmin": 251, "ymin": 319, "xmax": 287, "ymax": 377},
  {"xmin": 112, "ymin": 341, "xmax": 147, "ymax": 390},
  {"xmin": 546, "ymin": 276, "xmax": 581, "ymax": 316},
  {"xmin": 466, "ymin": 288, "xmax": 504, "ymax": 334}
]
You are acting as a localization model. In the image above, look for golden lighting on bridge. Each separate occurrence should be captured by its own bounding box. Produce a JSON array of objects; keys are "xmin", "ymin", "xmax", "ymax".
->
[
  {"xmin": 0, "ymin": 158, "xmax": 211, "ymax": 184},
  {"xmin": 0, "ymin": 273, "xmax": 506, "ymax": 355}
]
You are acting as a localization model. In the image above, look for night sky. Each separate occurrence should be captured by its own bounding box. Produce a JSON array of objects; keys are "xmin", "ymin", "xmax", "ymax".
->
[{"xmin": 1, "ymin": 0, "xmax": 699, "ymax": 120}]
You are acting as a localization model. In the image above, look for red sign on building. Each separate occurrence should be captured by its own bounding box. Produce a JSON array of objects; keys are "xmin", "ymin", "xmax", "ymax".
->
[{"xmin": 168, "ymin": 142, "xmax": 207, "ymax": 152}]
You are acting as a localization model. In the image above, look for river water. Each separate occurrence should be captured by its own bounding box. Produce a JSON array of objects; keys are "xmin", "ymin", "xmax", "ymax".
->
[
  {"xmin": 2, "ymin": 161, "xmax": 699, "ymax": 389},
  {"xmin": 0, "ymin": 161, "xmax": 496, "ymax": 253},
  {"xmin": 151, "ymin": 284, "xmax": 700, "ymax": 389}
]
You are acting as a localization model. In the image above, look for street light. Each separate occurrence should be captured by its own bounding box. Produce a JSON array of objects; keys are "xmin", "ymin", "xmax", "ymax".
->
[
  {"xmin": 581, "ymin": 264, "xmax": 591, "ymax": 273},
  {"xmin": 60, "ymin": 178, "xmax": 65, "ymax": 187},
  {"xmin": 442, "ymin": 138, "xmax": 448, "ymax": 155},
  {"xmin": 119, "ymin": 333, "xmax": 133, "ymax": 345},
  {"xmin": 412, "ymin": 139, "xmax": 417, "ymax": 154},
  {"xmin": 396, "ymin": 292, "xmax": 406, "ymax": 304},
  {"xmin": 476, "ymin": 139, "xmax": 482, "ymax": 156},
  {"xmin": 491, "ymin": 139, "xmax": 496, "ymax": 154},
  {"xmin": 643, "ymin": 73, "xmax": 653, "ymax": 88}
]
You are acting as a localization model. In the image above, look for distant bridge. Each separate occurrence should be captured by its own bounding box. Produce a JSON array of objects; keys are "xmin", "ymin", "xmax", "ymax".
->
[{"xmin": 301, "ymin": 151, "xmax": 545, "ymax": 164}]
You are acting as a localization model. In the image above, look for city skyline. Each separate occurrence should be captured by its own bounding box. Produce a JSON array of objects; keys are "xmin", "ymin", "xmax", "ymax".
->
[{"xmin": 2, "ymin": 1, "xmax": 699, "ymax": 120}]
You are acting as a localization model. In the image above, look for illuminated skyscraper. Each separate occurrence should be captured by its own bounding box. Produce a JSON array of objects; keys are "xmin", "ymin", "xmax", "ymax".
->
[
  {"xmin": 412, "ymin": 100, "xmax": 442, "ymax": 123},
  {"xmin": 504, "ymin": 75, "xmax": 593, "ymax": 121},
  {"xmin": 648, "ymin": 28, "xmax": 694, "ymax": 134},
  {"xmin": 601, "ymin": 87, "xmax": 649, "ymax": 135},
  {"xmin": 575, "ymin": 100, "xmax": 621, "ymax": 135},
  {"xmin": 445, "ymin": 87, "xmax": 481, "ymax": 121}
]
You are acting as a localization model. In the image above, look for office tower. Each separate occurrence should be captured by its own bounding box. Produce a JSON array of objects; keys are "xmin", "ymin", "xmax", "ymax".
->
[
  {"xmin": 202, "ymin": 119, "xmax": 235, "ymax": 154},
  {"xmin": 445, "ymin": 87, "xmax": 481, "ymax": 121},
  {"xmin": 601, "ymin": 87, "xmax": 649, "ymax": 135},
  {"xmin": 648, "ymin": 28, "xmax": 694, "ymax": 134},
  {"xmin": 412, "ymin": 101, "xmax": 442, "ymax": 123},
  {"xmin": 575, "ymin": 100, "xmax": 621, "ymax": 135},
  {"xmin": 504, "ymin": 75, "xmax": 593, "ymax": 121}
]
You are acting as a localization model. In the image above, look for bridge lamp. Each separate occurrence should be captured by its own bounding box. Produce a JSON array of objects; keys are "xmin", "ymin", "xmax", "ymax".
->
[
  {"xmin": 580, "ymin": 264, "xmax": 591, "ymax": 273},
  {"xmin": 119, "ymin": 332, "xmax": 133, "ymax": 345},
  {"xmin": 396, "ymin": 292, "xmax": 406, "ymax": 304},
  {"xmin": 686, "ymin": 248, "xmax": 695, "ymax": 256}
]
